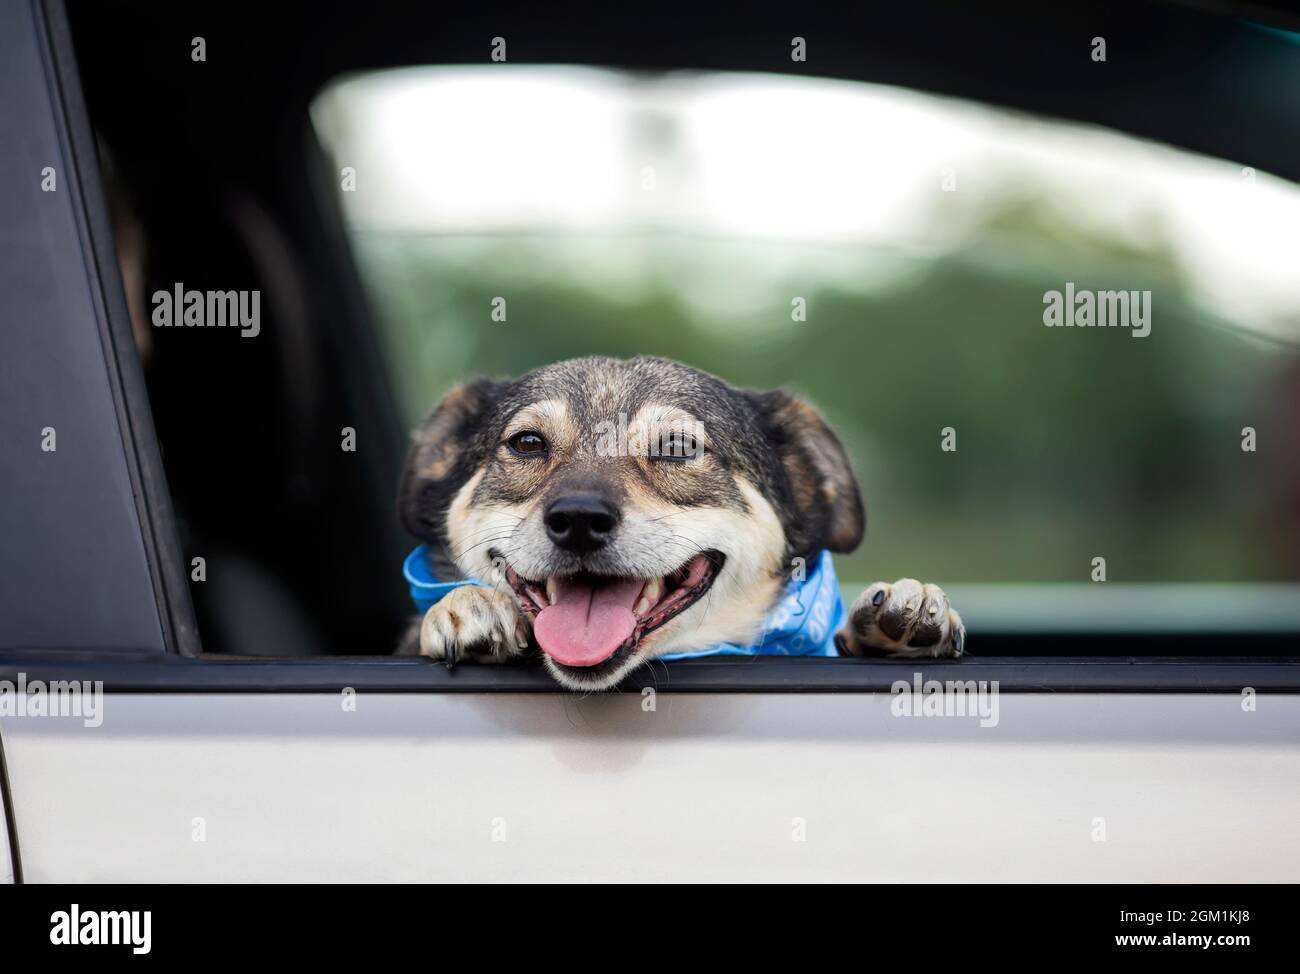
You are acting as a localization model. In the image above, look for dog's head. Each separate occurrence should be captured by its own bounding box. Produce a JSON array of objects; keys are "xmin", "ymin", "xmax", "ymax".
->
[{"xmin": 399, "ymin": 356, "xmax": 864, "ymax": 689}]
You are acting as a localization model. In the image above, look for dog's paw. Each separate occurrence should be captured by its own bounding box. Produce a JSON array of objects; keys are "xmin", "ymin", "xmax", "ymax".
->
[
  {"xmin": 418, "ymin": 586, "xmax": 531, "ymax": 665},
  {"xmin": 836, "ymin": 578, "xmax": 965, "ymax": 659}
]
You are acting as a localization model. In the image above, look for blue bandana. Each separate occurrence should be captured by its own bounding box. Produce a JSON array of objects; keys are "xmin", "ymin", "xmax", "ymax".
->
[{"xmin": 403, "ymin": 546, "xmax": 844, "ymax": 660}]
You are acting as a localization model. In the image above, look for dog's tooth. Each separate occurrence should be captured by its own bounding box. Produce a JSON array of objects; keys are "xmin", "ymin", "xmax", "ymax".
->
[
  {"xmin": 640, "ymin": 577, "xmax": 664, "ymax": 609},
  {"xmin": 545, "ymin": 576, "xmax": 558, "ymax": 605},
  {"xmin": 633, "ymin": 596, "xmax": 652, "ymax": 617}
]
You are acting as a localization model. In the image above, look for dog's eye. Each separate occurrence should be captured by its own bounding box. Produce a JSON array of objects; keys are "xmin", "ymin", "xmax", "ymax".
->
[
  {"xmin": 655, "ymin": 432, "xmax": 702, "ymax": 461},
  {"xmin": 507, "ymin": 431, "xmax": 548, "ymax": 457}
]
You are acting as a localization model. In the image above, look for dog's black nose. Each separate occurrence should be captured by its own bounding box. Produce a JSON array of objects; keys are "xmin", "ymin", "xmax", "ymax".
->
[{"xmin": 544, "ymin": 495, "xmax": 621, "ymax": 552}]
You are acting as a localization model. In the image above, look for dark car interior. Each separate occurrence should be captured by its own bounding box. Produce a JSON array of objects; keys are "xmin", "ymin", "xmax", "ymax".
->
[{"xmin": 63, "ymin": 0, "xmax": 1300, "ymax": 659}]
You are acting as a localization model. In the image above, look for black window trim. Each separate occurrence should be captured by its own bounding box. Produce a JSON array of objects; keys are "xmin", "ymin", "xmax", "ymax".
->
[
  {"xmin": 33, "ymin": 0, "xmax": 1300, "ymax": 694},
  {"xmin": 38, "ymin": 0, "xmax": 200, "ymax": 657},
  {"xmin": 0, "ymin": 654, "xmax": 1297, "ymax": 694}
]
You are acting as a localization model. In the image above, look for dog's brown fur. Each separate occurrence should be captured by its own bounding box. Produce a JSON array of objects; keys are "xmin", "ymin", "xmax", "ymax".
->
[{"xmin": 398, "ymin": 356, "xmax": 963, "ymax": 689}]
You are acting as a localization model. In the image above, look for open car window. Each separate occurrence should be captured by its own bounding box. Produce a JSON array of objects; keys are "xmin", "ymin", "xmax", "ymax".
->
[
  {"xmin": 311, "ymin": 66, "xmax": 1300, "ymax": 644},
  {"xmin": 13, "ymin": 0, "xmax": 1294, "ymax": 691}
]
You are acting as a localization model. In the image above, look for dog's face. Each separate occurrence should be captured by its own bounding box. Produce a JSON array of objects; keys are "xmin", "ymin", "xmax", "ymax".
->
[{"xmin": 400, "ymin": 356, "xmax": 864, "ymax": 689}]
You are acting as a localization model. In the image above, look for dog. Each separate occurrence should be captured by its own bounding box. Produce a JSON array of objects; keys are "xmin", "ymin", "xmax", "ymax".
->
[{"xmin": 396, "ymin": 356, "xmax": 964, "ymax": 690}]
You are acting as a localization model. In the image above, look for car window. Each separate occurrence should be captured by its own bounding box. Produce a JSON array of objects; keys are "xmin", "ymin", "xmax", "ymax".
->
[
  {"xmin": 14, "ymin": 1, "xmax": 1298, "ymax": 689},
  {"xmin": 312, "ymin": 66, "xmax": 1300, "ymax": 637}
]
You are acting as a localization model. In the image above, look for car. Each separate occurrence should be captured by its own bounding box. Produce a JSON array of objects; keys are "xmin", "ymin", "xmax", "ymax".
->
[{"xmin": 1, "ymin": 0, "xmax": 1299, "ymax": 885}]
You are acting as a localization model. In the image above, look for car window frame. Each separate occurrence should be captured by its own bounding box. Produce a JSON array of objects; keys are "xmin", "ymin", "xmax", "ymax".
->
[
  {"xmin": 16, "ymin": 0, "xmax": 1300, "ymax": 694},
  {"xmin": 35, "ymin": 0, "xmax": 200, "ymax": 657}
]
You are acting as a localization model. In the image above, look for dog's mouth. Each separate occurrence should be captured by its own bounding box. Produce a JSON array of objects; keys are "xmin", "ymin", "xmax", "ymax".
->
[{"xmin": 498, "ymin": 551, "xmax": 724, "ymax": 670}]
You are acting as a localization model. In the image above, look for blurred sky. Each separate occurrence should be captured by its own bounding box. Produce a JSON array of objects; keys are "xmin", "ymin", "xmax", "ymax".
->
[{"xmin": 314, "ymin": 66, "xmax": 1300, "ymax": 342}]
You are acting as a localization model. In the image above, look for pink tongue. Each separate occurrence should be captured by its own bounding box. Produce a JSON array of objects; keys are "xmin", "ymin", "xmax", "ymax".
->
[{"xmin": 533, "ymin": 576, "xmax": 645, "ymax": 667}]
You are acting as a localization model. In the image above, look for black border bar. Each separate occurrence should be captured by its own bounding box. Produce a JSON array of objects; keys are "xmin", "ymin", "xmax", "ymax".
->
[{"xmin": 0, "ymin": 882, "xmax": 1290, "ymax": 954}]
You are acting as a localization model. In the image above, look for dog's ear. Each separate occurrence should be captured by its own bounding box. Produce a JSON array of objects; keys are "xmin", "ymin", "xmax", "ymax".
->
[
  {"xmin": 398, "ymin": 377, "xmax": 506, "ymax": 544},
  {"xmin": 749, "ymin": 390, "xmax": 865, "ymax": 555}
]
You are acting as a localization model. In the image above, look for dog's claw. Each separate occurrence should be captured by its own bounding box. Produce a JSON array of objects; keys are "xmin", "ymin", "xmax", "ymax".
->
[
  {"xmin": 838, "ymin": 579, "xmax": 965, "ymax": 659},
  {"xmin": 416, "ymin": 586, "xmax": 531, "ymax": 666}
]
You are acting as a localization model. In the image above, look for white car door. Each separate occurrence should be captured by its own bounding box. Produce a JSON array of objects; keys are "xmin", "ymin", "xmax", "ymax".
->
[{"xmin": 5, "ymin": 666, "xmax": 1300, "ymax": 882}]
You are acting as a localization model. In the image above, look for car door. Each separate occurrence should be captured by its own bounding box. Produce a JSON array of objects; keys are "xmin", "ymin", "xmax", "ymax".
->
[{"xmin": 4, "ymin": 0, "xmax": 1300, "ymax": 883}]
